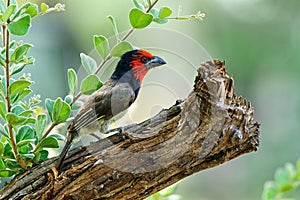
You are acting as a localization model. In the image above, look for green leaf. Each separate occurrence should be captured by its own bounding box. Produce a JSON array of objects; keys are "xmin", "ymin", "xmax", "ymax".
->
[
  {"xmin": 0, "ymin": 124, "xmax": 9, "ymax": 138},
  {"xmin": 67, "ymin": 68, "xmax": 77, "ymax": 96},
  {"xmin": 2, "ymin": 4, "xmax": 16, "ymax": 22},
  {"xmin": 1, "ymin": 78, "xmax": 5, "ymax": 91},
  {"xmin": 18, "ymin": 110, "xmax": 33, "ymax": 118},
  {"xmin": 5, "ymin": 113, "xmax": 27, "ymax": 125},
  {"xmin": 149, "ymin": 8, "xmax": 158, "ymax": 17},
  {"xmin": 0, "ymin": 158, "xmax": 5, "ymax": 169},
  {"xmin": 52, "ymin": 97, "xmax": 71, "ymax": 123},
  {"xmin": 9, "ymin": 40, "xmax": 16, "ymax": 48},
  {"xmin": 132, "ymin": 0, "xmax": 144, "ymax": 10},
  {"xmin": 34, "ymin": 149, "xmax": 48, "ymax": 162},
  {"xmin": 35, "ymin": 114, "xmax": 47, "ymax": 139},
  {"xmin": 285, "ymin": 163, "xmax": 296, "ymax": 178},
  {"xmin": 17, "ymin": 139, "xmax": 35, "ymax": 148},
  {"xmin": 274, "ymin": 168, "xmax": 290, "ymax": 185},
  {"xmin": 24, "ymin": 117, "xmax": 35, "ymax": 125},
  {"xmin": 24, "ymin": 4, "xmax": 38, "ymax": 18},
  {"xmin": 64, "ymin": 95, "xmax": 73, "ymax": 105},
  {"xmin": 0, "ymin": 101, "xmax": 6, "ymax": 119},
  {"xmin": 45, "ymin": 98, "xmax": 55, "ymax": 122},
  {"xmin": 18, "ymin": 145, "xmax": 34, "ymax": 159},
  {"xmin": 80, "ymin": 53, "xmax": 97, "ymax": 74},
  {"xmin": 0, "ymin": 169, "xmax": 16, "ymax": 178},
  {"xmin": 16, "ymin": 109, "xmax": 33, "ymax": 118},
  {"xmin": 11, "ymin": 63, "xmax": 27, "ymax": 76},
  {"xmin": 8, "ymin": 14, "xmax": 31, "ymax": 36},
  {"xmin": 8, "ymin": 79, "xmax": 31, "ymax": 96},
  {"xmin": 16, "ymin": 125, "xmax": 35, "ymax": 143},
  {"xmin": 10, "ymin": 88, "xmax": 31, "ymax": 104},
  {"xmin": 278, "ymin": 183, "xmax": 294, "ymax": 193},
  {"xmin": 262, "ymin": 181, "xmax": 277, "ymax": 200},
  {"xmin": 3, "ymin": 143, "xmax": 13, "ymax": 157},
  {"xmin": 41, "ymin": 3, "xmax": 49, "ymax": 13},
  {"xmin": 5, "ymin": 158, "xmax": 21, "ymax": 169},
  {"xmin": 93, "ymin": 35, "xmax": 109, "ymax": 60},
  {"xmin": 0, "ymin": 142, "xmax": 4, "ymax": 155},
  {"xmin": 107, "ymin": 15, "xmax": 119, "ymax": 41},
  {"xmin": 150, "ymin": 8, "xmax": 168, "ymax": 24},
  {"xmin": 159, "ymin": 184, "xmax": 178, "ymax": 197},
  {"xmin": 0, "ymin": 81, "xmax": 4, "ymax": 97},
  {"xmin": 10, "ymin": 43, "xmax": 32, "ymax": 62},
  {"xmin": 12, "ymin": 3, "xmax": 38, "ymax": 19},
  {"xmin": 49, "ymin": 133, "xmax": 65, "ymax": 141},
  {"xmin": 39, "ymin": 150, "xmax": 48, "ymax": 160},
  {"xmin": 111, "ymin": 41, "xmax": 134, "ymax": 58},
  {"xmin": 11, "ymin": 105, "xmax": 24, "ymax": 115},
  {"xmin": 159, "ymin": 7, "xmax": 172, "ymax": 18},
  {"xmin": 129, "ymin": 8, "xmax": 153, "ymax": 29},
  {"xmin": 80, "ymin": 74, "xmax": 102, "ymax": 95},
  {"xmin": 71, "ymin": 101, "xmax": 83, "ymax": 110},
  {"xmin": 39, "ymin": 136, "xmax": 59, "ymax": 149}
]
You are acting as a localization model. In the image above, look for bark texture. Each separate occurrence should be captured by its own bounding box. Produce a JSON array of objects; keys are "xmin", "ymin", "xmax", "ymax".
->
[{"xmin": 0, "ymin": 60, "xmax": 260, "ymax": 200}]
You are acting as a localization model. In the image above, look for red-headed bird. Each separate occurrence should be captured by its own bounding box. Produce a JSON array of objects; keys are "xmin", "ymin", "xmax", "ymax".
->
[{"xmin": 57, "ymin": 49, "xmax": 166, "ymax": 168}]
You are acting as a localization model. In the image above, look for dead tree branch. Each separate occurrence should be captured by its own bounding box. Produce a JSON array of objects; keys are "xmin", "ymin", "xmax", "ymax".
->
[{"xmin": 0, "ymin": 60, "xmax": 260, "ymax": 200}]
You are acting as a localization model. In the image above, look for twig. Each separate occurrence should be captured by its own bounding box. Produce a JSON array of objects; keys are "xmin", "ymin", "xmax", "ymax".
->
[
  {"xmin": 146, "ymin": 0, "xmax": 159, "ymax": 12},
  {"xmin": 70, "ymin": 91, "xmax": 81, "ymax": 107},
  {"xmin": 33, "ymin": 122, "xmax": 57, "ymax": 153},
  {"xmin": 2, "ymin": 0, "xmax": 27, "ymax": 169},
  {"xmin": 121, "ymin": 28, "xmax": 134, "ymax": 41}
]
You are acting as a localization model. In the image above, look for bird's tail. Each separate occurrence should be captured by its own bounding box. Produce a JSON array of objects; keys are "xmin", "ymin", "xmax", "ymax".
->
[{"xmin": 56, "ymin": 122, "xmax": 77, "ymax": 169}]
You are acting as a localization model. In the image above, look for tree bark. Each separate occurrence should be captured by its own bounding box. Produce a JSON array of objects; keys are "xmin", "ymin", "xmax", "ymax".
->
[{"xmin": 0, "ymin": 60, "xmax": 260, "ymax": 200}]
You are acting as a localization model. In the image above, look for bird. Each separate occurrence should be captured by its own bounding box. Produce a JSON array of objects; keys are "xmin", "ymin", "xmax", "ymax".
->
[{"xmin": 56, "ymin": 49, "xmax": 166, "ymax": 168}]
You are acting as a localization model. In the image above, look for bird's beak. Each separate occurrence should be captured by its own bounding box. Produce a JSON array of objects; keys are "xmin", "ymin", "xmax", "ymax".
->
[{"xmin": 146, "ymin": 56, "xmax": 167, "ymax": 69}]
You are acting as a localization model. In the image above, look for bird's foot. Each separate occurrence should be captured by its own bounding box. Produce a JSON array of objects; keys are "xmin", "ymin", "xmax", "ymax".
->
[
  {"xmin": 105, "ymin": 127, "xmax": 123, "ymax": 135},
  {"xmin": 105, "ymin": 127, "xmax": 127, "ymax": 140},
  {"xmin": 105, "ymin": 123, "xmax": 137, "ymax": 140}
]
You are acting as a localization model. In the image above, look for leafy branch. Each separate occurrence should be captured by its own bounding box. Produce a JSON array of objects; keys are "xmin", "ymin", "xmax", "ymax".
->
[
  {"xmin": 0, "ymin": 1, "xmax": 65, "ymax": 177},
  {"xmin": 2, "ymin": 0, "xmax": 23, "ymax": 169},
  {"xmin": 262, "ymin": 159, "xmax": 300, "ymax": 200}
]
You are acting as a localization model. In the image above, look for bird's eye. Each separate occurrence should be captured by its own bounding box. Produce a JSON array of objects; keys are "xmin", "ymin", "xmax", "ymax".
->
[{"xmin": 141, "ymin": 56, "xmax": 150, "ymax": 64}]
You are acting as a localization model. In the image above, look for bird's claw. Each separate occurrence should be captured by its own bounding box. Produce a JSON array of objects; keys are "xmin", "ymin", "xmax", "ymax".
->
[
  {"xmin": 105, "ymin": 127, "xmax": 123, "ymax": 135},
  {"xmin": 105, "ymin": 123, "xmax": 137, "ymax": 135},
  {"xmin": 106, "ymin": 124, "xmax": 137, "ymax": 140}
]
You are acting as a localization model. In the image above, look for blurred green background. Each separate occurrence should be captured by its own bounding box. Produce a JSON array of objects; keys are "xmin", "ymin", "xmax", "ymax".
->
[{"xmin": 19, "ymin": 0, "xmax": 300, "ymax": 199}]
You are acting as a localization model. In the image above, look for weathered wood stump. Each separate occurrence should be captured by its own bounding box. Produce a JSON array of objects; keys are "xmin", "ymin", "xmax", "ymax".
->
[{"xmin": 0, "ymin": 60, "xmax": 260, "ymax": 200}]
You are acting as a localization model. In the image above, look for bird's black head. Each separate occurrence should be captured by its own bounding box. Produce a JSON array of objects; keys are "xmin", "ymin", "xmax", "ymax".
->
[{"xmin": 111, "ymin": 49, "xmax": 166, "ymax": 82}]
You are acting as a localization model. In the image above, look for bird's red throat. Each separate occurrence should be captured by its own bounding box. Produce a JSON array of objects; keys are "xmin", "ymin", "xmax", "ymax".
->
[{"xmin": 131, "ymin": 62, "xmax": 149, "ymax": 83}]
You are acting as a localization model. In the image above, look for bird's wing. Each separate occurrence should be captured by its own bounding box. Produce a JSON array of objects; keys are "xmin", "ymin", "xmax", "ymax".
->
[
  {"xmin": 108, "ymin": 82, "xmax": 136, "ymax": 118},
  {"xmin": 71, "ymin": 80, "xmax": 114, "ymax": 132},
  {"xmin": 71, "ymin": 80, "xmax": 136, "ymax": 133}
]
